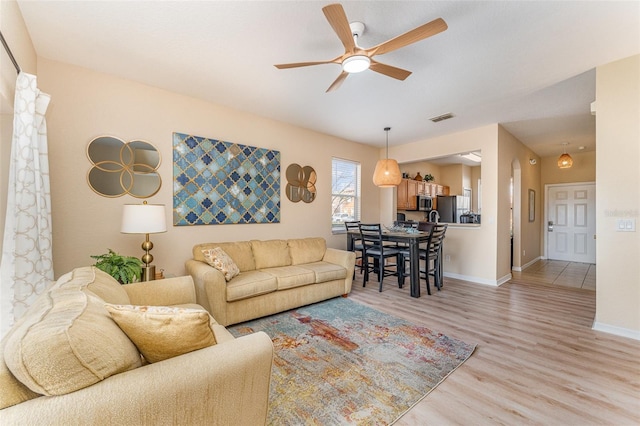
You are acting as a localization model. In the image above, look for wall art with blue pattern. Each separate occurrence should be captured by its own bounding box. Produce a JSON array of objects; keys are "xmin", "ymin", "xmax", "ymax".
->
[{"xmin": 173, "ymin": 132, "xmax": 280, "ymax": 225}]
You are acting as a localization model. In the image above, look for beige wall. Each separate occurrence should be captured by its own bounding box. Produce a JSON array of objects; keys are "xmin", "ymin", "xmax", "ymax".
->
[
  {"xmin": 471, "ymin": 166, "xmax": 481, "ymax": 212},
  {"xmin": 497, "ymin": 126, "xmax": 542, "ymax": 271},
  {"xmin": 594, "ymin": 54, "xmax": 640, "ymax": 338},
  {"xmin": 385, "ymin": 124, "xmax": 509, "ymax": 284},
  {"xmin": 35, "ymin": 58, "xmax": 380, "ymax": 278},
  {"xmin": 0, "ymin": 0, "xmax": 38, "ymax": 256},
  {"xmin": 398, "ymin": 161, "xmax": 441, "ymax": 183},
  {"xmin": 440, "ymin": 164, "xmax": 464, "ymax": 195},
  {"xmin": 540, "ymin": 151, "xmax": 596, "ymax": 186}
]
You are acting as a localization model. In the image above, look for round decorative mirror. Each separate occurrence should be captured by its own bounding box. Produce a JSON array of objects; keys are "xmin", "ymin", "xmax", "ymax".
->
[{"xmin": 87, "ymin": 136, "xmax": 161, "ymax": 198}]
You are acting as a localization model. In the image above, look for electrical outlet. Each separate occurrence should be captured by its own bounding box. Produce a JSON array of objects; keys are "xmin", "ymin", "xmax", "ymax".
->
[
  {"xmin": 445, "ymin": 255, "xmax": 451, "ymax": 262},
  {"xmin": 522, "ymin": 250, "xmax": 526, "ymax": 256}
]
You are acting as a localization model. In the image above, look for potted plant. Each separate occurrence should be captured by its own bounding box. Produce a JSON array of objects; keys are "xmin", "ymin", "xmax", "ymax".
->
[
  {"xmin": 90, "ymin": 249, "xmax": 142, "ymax": 284},
  {"xmin": 424, "ymin": 173, "xmax": 435, "ymax": 182}
]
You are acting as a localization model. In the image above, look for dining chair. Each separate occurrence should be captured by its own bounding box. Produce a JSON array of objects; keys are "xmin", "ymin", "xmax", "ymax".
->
[
  {"xmin": 398, "ymin": 222, "xmax": 435, "ymax": 294},
  {"xmin": 344, "ymin": 221, "xmax": 364, "ymax": 277},
  {"xmin": 358, "ymin": 223, "xmax": 401, "ymax": 292},
  {"xmin": 422, "ymin": 223, "xmax": 448, "ymax": 292}
]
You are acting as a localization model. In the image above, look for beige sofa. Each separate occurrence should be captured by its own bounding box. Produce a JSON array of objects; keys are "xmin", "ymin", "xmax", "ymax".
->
[
  {"xmin": 0, "ymin": 266, "xmax": 273, "ymax": 425},
  {"xmin": 186, "ymin": 237, "xmax": 356, "ymax": 326}
]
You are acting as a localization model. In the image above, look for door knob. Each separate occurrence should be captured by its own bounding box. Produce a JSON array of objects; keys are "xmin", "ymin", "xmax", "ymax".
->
[{"xmin": 548, "ymin": 221, "xmax": 554, "ymax": 232}]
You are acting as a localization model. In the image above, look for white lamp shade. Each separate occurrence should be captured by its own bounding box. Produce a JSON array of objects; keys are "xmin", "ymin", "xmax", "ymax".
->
[
  {"xmin": 121, "ymin": 204, "xmax": 167, "ymax": 234},
  {"xmin": 373, "ymin": 159, "xmax": 402, "ymax": 187}
]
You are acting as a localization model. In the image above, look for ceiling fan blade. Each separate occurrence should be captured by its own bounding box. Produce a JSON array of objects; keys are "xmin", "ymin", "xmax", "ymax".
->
[
  {"xmin": 369, "ymin": 61, "xmax": 412, "ymax": 80},
  {"xmin": 326, "ymin": 71, "xmax": 349, "ymax": 93},
  {"xmin": 322, "ymin": 3, "xmax": 356, "ymax": 54},
  {"xmin": 366, "ymin": 17, "xmax": 448, "ymax": 57},
  {"xmin": 275, "ymin": 60, "xmax": 335, "ymax": 69}
]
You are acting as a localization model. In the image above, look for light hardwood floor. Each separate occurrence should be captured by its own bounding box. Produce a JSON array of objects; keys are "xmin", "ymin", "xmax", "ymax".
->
[{"xmin": 348, "ymin": 269, "xmax": 640, "ymax": 425}]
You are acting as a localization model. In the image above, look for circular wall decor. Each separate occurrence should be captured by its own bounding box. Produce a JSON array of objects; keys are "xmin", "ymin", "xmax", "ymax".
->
[
  {"xmin": 285, "ymin": 163, "xmax": 316, "ymax": 203},
  {"xmin": 87, "ymin": 135, "xmax": 161, "ymax": 198}
]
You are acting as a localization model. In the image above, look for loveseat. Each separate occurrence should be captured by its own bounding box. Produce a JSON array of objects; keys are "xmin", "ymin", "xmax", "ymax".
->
[
  {"xmin": 0, "ymin": 266, "xmax": 273, "ymax": 425},
  {"xmin": 186, "ymin": 237, "xmax": 356, "ymax": 326}
]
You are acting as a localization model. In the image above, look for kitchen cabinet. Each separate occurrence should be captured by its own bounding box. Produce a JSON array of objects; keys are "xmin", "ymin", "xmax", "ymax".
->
[
  {"xmin": 435, "ymin": 185, "xmax": 449, "ymax": 196},
  {"xmin": 423, "ymin": 183, "xmax": 450, "ymax": 197},
  {"xmin": 397, "ymin": 179, "xmax": 449, "ymax": 210},
  {"xmin": 397, "ymin": 179, "xmax": 419, "ymax": 210}
]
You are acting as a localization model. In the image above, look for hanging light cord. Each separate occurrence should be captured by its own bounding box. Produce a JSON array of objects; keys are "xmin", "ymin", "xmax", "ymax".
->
[{"xmin": 384, "ymin": 127, "xmax": 391, "ymax": 160}]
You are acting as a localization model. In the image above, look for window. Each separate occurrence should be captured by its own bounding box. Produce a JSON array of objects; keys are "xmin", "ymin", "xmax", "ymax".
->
[{"xmin": 331, "ymin": 158, "xmax": 361, "ymax": 232}]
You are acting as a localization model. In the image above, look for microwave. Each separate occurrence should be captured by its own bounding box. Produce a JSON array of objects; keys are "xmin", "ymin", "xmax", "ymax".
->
[{"xmin": 417, "ymin": 195, "xmax": 433, "ymax": 212}]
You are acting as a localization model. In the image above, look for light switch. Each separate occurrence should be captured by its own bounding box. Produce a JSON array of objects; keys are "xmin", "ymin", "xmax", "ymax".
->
[{"xmin": 616, "ymin": 219, "xmax": 636, "ymax": 232}]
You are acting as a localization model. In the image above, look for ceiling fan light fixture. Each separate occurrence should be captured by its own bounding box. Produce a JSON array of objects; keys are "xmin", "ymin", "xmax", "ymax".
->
[
  {"xmin": 342, "ymin": 55, "xmax": 370, "ymax": 73},
  {"xmin": 373, "ymin": 127, "xmax": 402, "ymax": 187}
]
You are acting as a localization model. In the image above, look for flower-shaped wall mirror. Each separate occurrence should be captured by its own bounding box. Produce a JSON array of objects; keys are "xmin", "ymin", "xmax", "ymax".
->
[
  {"xmin": 87, "ymin": 135, "xmax": 161, "ymax": 198},
  {"xmin": 285, "ymin": 163, "xmax": 316, "ymax": 203}
]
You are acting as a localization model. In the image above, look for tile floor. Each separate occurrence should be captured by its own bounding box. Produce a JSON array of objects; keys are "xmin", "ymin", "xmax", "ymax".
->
[{"xmin": 513, "ymin": 259, "xmax": 596, "ymax": 290}]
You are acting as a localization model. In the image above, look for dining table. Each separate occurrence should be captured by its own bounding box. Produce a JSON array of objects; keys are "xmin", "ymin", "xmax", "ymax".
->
[{"xmin": 346, "ymin": 228, "xmax": 435, "ymax": 298}]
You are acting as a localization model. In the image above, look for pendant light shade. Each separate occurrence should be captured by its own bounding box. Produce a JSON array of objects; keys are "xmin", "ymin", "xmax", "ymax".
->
[
  {"xmin": 557, "ymin": 143, "xmax": 573, "ymax": 169},
  {"xmin": 373, "ymin": 127, "xmax": 402, "ymax": 187}
]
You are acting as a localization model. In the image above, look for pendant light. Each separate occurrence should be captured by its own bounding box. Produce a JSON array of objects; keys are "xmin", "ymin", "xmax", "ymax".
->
[
  {"xmin": 557, "ymin": 142, "xmax": 573, "ymax": 169},
  {"xmin": 373, "ymin": 127, "xmax": 402, "ymax": 187}
]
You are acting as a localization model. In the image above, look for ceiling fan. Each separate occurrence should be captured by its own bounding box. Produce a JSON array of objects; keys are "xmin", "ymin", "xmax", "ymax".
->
[{"xmin": 274, "ymin": 3, "xmax": 448, "ymax": 92}]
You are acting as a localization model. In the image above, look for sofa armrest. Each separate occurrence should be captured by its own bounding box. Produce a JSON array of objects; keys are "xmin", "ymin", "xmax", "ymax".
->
[
  {"xmin": 123, "ymin": 275, "xmax": 197, "ymax": 306},
  {"xmin": 323, "ymin": 248, "xmax": 356, "ymax": 294},
  {"xmin": 0, "ymin": 332, "xmax": 274, "ymax": 426},
  {"xmin": 185, "ymin": 259, "xmax": 229, "ymax": 323}
]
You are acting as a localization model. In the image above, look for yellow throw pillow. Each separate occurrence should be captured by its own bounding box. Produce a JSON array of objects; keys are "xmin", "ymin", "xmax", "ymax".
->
[
  {"xmin": 201, "ymin": 247, "xmax": 240, "ymax": 281},
  {"xmin": 105, "ymin": 304, "xmax": 217, "ymax": 363}
]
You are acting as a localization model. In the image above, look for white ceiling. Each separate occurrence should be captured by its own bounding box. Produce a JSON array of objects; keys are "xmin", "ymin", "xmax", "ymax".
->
[{"xmin": 16, "ymin": 1, "xmax": 640, "ymax": 158}]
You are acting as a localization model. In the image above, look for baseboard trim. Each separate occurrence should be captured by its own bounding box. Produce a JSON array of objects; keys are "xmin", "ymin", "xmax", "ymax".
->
[
  {"xmin": 512, "ymin": 256, "xmax": 542, "ymax": 272},
  {"xmin": 592, "ymin": 321, "xmax": 640, "ymax": 341},
  {"xmin": 444, "ymin": 272, "xmax": 512, "ymax": 287}
]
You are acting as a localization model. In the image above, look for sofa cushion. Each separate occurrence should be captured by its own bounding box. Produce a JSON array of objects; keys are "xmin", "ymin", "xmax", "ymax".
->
[
  {"xmin": 193, "ymin": 241, "xmax": 256, "ymax": 272},
  {"xmin": 4, "ymin": 287, "xmax": 142, "ymax": 396},
  {"xmin": 0, "ymin": 334, "xmax": 40, "ymax": 410},
  {"xmin": 299, "ymin": 261, "xmax": 348, "ymax": 283},
  {"xmin": 288, "ymin": 238, "xmax": 327, "ymax": 265},
  {"xmin": 83, "ymin": 267, "xmax": 131, "ymax": 304},
  {"xmin": 201, "ymin": 247, "xmax": 240, "ymax": 281},
  {"xmin": 105, "ymin": 304, "xmax": 217, "ymax": 363},
  {"xmin": 261, "ymin": 266, "xmax": 316, "ymax": 290},
  {"xmin": 251, "ymin": 239, "xmax": 291, "ymax": 269},
  {"xmin": 226, "ymin": 271, "xmax": 277, "ymax": 302}
]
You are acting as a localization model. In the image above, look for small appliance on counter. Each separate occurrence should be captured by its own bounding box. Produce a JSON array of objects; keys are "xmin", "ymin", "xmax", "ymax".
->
[
  {"xmin": 459, "ymin": 213, "xmax": 481, "ymax": 224},
  {"xmin": 417, "ymin": 195, "xmax": 433, "ymax": 212}
]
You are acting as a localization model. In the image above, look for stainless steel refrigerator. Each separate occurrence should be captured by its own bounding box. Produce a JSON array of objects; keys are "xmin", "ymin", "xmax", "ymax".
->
[{"xmin": 436, "ymin": 195, "xmax": 465, "ymax": 223}]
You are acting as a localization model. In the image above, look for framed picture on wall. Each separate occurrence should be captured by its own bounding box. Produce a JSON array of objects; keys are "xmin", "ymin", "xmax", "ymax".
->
[{"xmin": 528, "ymin": 189, "xmax": 535, "ymax": 222}]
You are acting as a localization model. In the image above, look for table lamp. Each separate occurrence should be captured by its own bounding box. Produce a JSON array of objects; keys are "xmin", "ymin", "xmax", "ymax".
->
[{"xmin": 121, "ymin": 201, "xmax": 167, "ymax": 281}]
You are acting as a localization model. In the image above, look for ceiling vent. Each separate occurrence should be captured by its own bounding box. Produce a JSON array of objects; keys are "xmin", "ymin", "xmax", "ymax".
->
[{"xmin": 429, "ymin": 112, "xmax": 455, "ymax": 123}]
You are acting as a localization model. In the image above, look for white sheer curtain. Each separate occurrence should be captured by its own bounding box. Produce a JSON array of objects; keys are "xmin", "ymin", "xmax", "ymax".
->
[{"xmin": 1, "ymin": 73, "xmax": 52, "ymax": 338}]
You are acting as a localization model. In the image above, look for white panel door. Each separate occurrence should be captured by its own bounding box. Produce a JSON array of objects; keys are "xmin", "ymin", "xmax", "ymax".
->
[{"xmin": 547, "ymin": 183, "xmax": 596, "ymax": 263}]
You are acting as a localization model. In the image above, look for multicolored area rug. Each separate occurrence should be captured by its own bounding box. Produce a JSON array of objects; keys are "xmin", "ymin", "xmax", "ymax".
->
[{"xmin": 228, "ymin": 297, "xmax": 476, "ymax": 425}]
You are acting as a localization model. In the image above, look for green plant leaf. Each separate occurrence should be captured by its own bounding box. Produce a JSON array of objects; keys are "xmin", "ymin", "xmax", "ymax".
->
[{"xmin": 90, "ymin": 249, "xmax": 142, "ymax": 284}]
